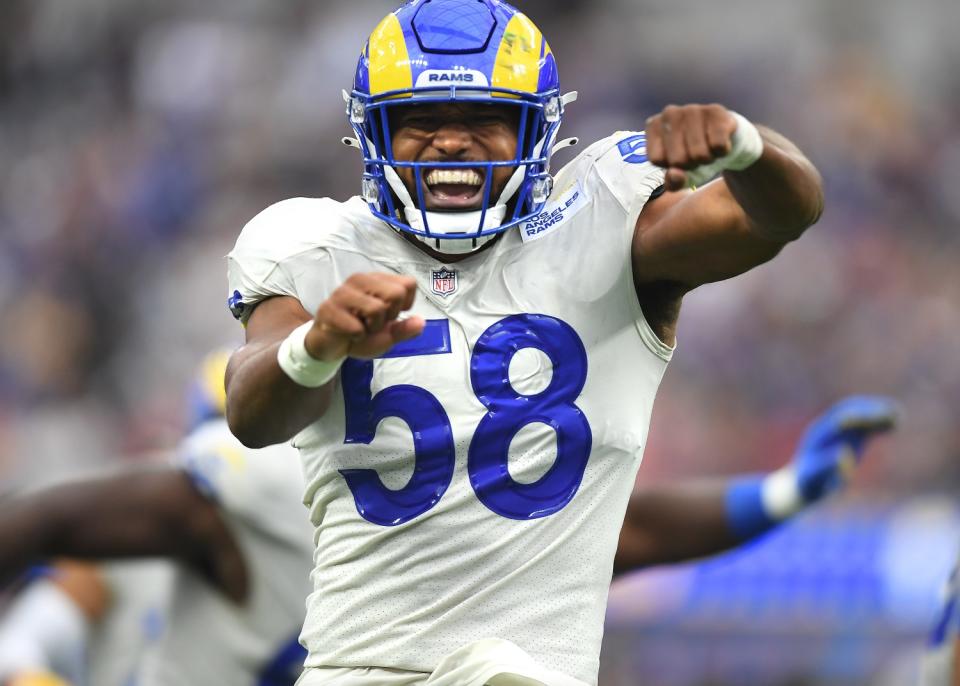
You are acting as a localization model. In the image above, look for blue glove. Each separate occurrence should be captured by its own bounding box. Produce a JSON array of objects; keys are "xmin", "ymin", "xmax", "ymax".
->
[{"xmin": 726, "ymin": 395, "xmax": 897, "ymax": 540}]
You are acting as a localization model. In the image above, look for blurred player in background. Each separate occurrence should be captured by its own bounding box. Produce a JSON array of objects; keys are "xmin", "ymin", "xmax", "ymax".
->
[
  {"xmin": 0, "ymin": 562, "xmax": 106, "ymax": 686},
  {"xmin": 0, "ymin": 350, "xmax": 315, "ymax": 686},
  {"xmin": 0, "ymin": 560, "xmax": 171, "ymax": 686},
  {"xmin": 921, "ymin": 552, "xmax": 960, "ymax": 685},
  {"xmin": 0, "ymin": 364, "xmax": 893, "ymax": 685},
  {"xmin": 225, "ymin": 0, "xmax": 824, "ymax": 683}
]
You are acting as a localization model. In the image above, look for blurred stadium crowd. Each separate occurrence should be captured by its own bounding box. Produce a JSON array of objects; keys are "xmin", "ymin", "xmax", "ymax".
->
[{"xmin": 0, "ymin": 0, "xmax": 958, "ymax": 683}]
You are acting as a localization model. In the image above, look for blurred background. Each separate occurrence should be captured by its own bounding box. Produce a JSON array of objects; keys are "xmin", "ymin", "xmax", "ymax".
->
[{"xmin": 0, "ymin": 0, "xmax": 957, "ymax": 683}]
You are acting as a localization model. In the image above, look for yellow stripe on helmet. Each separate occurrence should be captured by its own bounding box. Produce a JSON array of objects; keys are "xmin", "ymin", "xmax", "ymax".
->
[
  {"xmin": 491, "ymin": 13, "xmax": 543, "ymax": 95},
  {"xmin": 199, "ymin": 349, "xmax": 230, "ymax": 417},
  {"xmin": 367, "ymin": 13, "xmax": 414, "ymax": 96}
]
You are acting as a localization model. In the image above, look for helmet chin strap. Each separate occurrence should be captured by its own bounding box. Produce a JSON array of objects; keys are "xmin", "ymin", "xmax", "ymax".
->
[{"xmin": 381, "ymin": 163, "xmax": 509, "ymax": 256}]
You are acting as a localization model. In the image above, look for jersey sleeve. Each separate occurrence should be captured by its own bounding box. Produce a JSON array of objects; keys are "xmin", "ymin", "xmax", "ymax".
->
[
  {"xmin": 174, "ymin": 422, "xmax": 306, "ymax": 537},
  {"xmin": 556, "ymin": 131, "xmax": 665, "ymax": 234},
  {"xmin": 226, "ymin": 197, "xmax": 336, "ymax": 325}
]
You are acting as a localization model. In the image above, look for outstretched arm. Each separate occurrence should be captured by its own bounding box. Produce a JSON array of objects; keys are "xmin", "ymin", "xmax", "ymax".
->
[
  {"xmin": 226, "ymin": 274, "xmax": 424, "ymax": 448},
  {"xmin": 614, "ymin": 396, "xmax": 896, "ymax": 574},
  {"xmin": 0, "ymin": 468, "xmax": 248, "ymax": 602},
  {"xmin": 633, "ymin": 104, "xmax": 824, "ymax": 292}
]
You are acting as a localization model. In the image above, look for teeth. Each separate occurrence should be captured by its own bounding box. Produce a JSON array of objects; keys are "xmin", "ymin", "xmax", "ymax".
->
[{"xmin": 425, "ymin": 169, "xmax": 483, "ymax": 187}]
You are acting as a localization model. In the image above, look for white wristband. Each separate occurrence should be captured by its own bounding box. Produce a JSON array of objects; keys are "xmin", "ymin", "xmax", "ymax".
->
[
  {"xmin": 685, "ymin": 111, "xmax": 764, "ymax": 188},
  {"xmin": 760, "ymin": 465, "xmax": 803, "ymax": 521},
  {"xmin": 277, "ymin": 321, "xmax": 344, "ymax": 388}
]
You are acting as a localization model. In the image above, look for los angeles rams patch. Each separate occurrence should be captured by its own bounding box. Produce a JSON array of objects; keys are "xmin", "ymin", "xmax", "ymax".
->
[{"xmin": 519, "ymin": 181, "xmax": 588, "ymax": 243}]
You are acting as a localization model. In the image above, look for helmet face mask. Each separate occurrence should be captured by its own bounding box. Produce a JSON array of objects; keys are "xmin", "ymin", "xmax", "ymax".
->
[{"xmin": 346, "ymin": 0, "xmax": 570, "ymax": 255}]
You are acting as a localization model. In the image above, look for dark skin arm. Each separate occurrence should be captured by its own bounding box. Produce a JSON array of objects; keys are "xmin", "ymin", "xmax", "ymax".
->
[
  {"xmin": 0, "ymin": 468, "xmax": 248, "ymax": 603},
  {"xmin": 613, "ymin": 482, "xmax": 735, "ymax": 575},
  {"xmin": 225, "ymin": 296, "xmax": 326, "ymax": 448},
  {"xmin": 226, "ymin": 275, "xmax": 424, "ymax": 448},
  {"xmin": 633, "ymin": 105, "xmax": 824, "ymax": 343},
  {"xmin": 613, "ymin": 397, "xmax": 896, "ymax": 574},
  {"xmin": 616, "ymin": 110, "xmax": 823, "ymax": 570}
]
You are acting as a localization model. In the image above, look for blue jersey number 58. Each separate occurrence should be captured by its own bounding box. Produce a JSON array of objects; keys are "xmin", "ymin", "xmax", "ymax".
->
[{"xmin": 340, "ymin": 314, "xmax": 591, "ymax": 526}]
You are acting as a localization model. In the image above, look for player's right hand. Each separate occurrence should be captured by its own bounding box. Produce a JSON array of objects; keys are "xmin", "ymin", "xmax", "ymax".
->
[{"xmin": 304, "ymin": 273, "xmax": 425, "ymax": 361}]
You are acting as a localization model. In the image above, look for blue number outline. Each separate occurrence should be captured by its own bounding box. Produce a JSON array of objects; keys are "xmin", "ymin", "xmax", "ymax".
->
[
  {"xmin": 340, "ymin": 320, "xmax": 455, "ymax": 526},
  {"xmin": 340, "ymin": 315, "xmax": 592, "ymax": 525},
  {"xmin": 468, "ymin": 314, "xmax": 592, "ymax": 519},
  {"xmin": 617, "ymin": 134, "xmax": 648, "ymax": 164}
]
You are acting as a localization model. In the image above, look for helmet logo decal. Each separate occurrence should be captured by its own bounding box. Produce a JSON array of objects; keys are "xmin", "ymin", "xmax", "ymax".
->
[
  {"xmin": 431, "ymin": 268, "xmax": 459, "ymax": 297},
  {"xmin": 415, "ymin": 69, "xmax": 489, "ymax": 88}
]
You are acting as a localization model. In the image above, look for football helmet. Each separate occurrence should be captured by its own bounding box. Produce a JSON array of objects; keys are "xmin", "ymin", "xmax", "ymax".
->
[{"xmin": 346, "ymin": 0, "xmax": 576, "ymax": 254}]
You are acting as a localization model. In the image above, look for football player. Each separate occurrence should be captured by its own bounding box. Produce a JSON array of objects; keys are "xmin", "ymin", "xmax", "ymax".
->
[
  {"xmin": 0, "ymin": 350, "xmax": 315, "ymax": 686},
  {"xmin": 224, "ymin": 1, "xmax": 826, "ymax": 684},
  {"xmin": 0, "ymin": 389, "xmax": 892, "ymax": 685}
]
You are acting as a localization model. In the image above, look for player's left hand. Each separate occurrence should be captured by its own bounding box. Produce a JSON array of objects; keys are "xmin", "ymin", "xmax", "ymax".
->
[
  {"xmin": 645, "ymin": 104, "xmax": 739, "ymax": 191},
  {"xmin": 792, "ymin": 395, "xmax": 898, "ymax": 503}
]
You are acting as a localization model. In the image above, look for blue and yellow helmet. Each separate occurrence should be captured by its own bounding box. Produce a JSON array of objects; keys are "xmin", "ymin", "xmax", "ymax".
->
[{"xmin": 347, "ymin": 0, "xmax": 574, "ymax": 253}]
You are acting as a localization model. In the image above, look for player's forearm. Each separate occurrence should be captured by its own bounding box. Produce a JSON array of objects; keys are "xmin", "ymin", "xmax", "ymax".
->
[
  {"xmin": 0, "ymin": 500, "xmax": 53, "ymax": 582},
  {"xmin": 0, "ymin": 494, "xmax": 118, "ymax": 581},
  {"xmin": 723, "ymin": 127, "xmax": 824, "ymax": 242},
  {"xmin": 225, "ymin": 340, "xmax": 335, "ymax": 448},
  {"xmin": 2, "ymin": 472, "xmax": 197, "ymax": 564},
  {"xmin": 225, "ymin": 295, "xmax": 340, "ymax": 448},
  {"xmin": 613, "ymin": 482, "xmax": 739, "ymax": 574}
]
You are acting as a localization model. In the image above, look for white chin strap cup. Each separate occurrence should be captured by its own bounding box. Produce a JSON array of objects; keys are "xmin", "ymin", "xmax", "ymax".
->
[{"xmin": 406, "ymin": 206, "xmax": 507, "ymax": 255}]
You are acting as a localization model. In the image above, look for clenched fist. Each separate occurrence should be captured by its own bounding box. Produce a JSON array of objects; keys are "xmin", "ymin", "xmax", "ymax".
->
[
  {"xmin": 645, "ymin": 103, "xmax": 742, "ymax": 191},
  {"xmin": 305, "ymin": 272, "xmax": 425, "ymax": 361}
]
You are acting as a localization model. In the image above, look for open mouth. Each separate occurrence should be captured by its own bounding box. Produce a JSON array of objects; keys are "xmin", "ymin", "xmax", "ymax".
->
[{"xmin": 421, "ymin": 168, "xmax": 486, "ymax": 210}]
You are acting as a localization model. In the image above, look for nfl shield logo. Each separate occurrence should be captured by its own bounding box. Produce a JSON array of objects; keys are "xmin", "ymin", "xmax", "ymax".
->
[{"xmin": 431, "ymin": 268, "xmax": 458, "ymax": 297}]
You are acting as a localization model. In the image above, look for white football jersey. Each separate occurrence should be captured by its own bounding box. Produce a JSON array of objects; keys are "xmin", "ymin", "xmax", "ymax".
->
[
  {"xmin": 228, "ymin": 132, "xmax": 669, "ymax": 685},
  {"xmin": 921, "ymin": 551, "xmax": 960, "ymax": 686},
  {"xmin": 88, "ymin": 561, "xmax": 174, "ymax": 686},
  {"xmin": 136, "ymin": 419, "xmax": 315, "ymax": 686}
]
